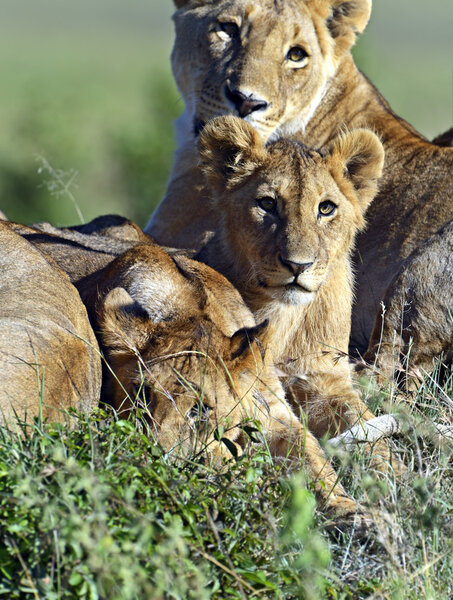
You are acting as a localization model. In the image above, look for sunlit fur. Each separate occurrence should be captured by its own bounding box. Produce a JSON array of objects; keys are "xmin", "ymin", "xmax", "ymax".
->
[
  {"xmin": 0, "ymin": 222, "xmax": 101, "ymax": 429},
  {"xmin": 9, "ymin": 213, "xmax": 372, "ymax": 518},
  {"xmin": 147, "ymin": 0, "xmax": 453, "ymax": 380},
  {"xmin": 197, "ymin": 117, "xmax": 390, "ymax": 468},
  {"xmin": 95, "ymin": 243, "xmax": 371, "ymax": 518},
  {"xmin": 146, "ymin": 0, "xmax": 371, "ymax": 246}
]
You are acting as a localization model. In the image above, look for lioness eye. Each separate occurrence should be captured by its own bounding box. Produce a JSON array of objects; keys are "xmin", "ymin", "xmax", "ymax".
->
[
  {"xmin": 257, "ymin": 197, "xmax": 277, "ymax": 213},
  {"xmin": 318, "ymin": 200, "xmax": 337, "ymax": 217},
  {"xmin": 286, "ymin": 47, "xmax": 308, "ymax": 63},
  {"xmin": 218, "ymin": 21, "xmax": 239, "ymax": 38}
]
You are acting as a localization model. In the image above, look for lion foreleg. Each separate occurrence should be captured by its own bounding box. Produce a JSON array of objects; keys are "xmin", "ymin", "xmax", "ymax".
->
[
  {"xmin": 286, "ymin": 374, "xmax": 395, "ymax": 473},
  {"xmin": 258, "ymin": 399, "xmax": 362, "ymax": 517}
]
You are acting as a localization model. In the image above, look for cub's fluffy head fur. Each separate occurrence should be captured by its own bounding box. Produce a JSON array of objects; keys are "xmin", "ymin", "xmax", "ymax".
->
[{"xmin": 198, "ymin": 115, "xmax": 384, "ymax": 311}]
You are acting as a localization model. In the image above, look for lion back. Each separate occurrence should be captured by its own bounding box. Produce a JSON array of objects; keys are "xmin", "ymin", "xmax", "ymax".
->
[{"xmin": 0, "ymin": 223, "xmax": 101, "ymax": 429}]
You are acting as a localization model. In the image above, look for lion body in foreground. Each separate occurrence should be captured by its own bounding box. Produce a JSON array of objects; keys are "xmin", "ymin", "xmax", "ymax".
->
[
  {"xmin": 11, "ymin": 217, "xmax": 360, "ymax": 517},
  {"xmin": 147, "ymin": 0, "xmax": 453, "ymax": 373},
  {"xmin": 0, "ymin": 222, "xmax": 101, "ymax": 429},
  {"xmin": 196, "ymin": 117, "xmax": 386, "ymax": 451}
]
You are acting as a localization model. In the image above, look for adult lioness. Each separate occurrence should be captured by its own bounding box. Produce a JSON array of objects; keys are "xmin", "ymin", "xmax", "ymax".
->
[
  {"xmin": 146, "ymin": 0, "xmax": 453, "ymax": 369},
  {"xmin": 196, "ymin": 116, "xmax": 390, "ymax": 465}
]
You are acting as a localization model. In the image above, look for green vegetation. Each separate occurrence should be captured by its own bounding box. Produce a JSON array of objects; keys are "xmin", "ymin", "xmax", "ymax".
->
[
  {"xmin": 1, "ymin": 365, "xmax": 452, "ymax": 598},
  {"xmin": 0, "ymin": 410, "xmax": 329, "ymax": 599},
  {"xmin": 0, "ymin": 0, "xmax": 178, "ymax": 227},
  {"xmin": 0, "ymin": 1, "xmax": 452, "ymax": 597}
]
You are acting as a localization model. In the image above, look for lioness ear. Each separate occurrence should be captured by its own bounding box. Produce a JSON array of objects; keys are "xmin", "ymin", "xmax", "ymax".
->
[
  {"xmin": 174, "ymin": 254, "xmax": 256, "ymax": 337},
  {"xmin": 325, "ymin": 0, "xmax": 371, "ymax": 56},
  {"xmin": 328, "ymin": 129, "xmax": 384, "ymax": 211},
  {"xmin": 198, "ymin": 116, "xmax": 267, "ymax": 189},
  {"xmin": 98, "ymin": 287, "xmax": 153, "ymax": 353},
  {"xmin": 173, "ymin": 0, "xmax": 205, "ymax": 8}
]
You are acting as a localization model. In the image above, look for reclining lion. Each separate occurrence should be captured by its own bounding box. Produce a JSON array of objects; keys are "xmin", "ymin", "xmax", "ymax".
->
[
  {"xmin": 0, "ymin": 222, "xmax": 101, "ymax": 430},
  {"xmin": 362, "ymin": 220, "xmax": 453, "ymax": 384},
  {"xmin": 12, "ymin": 217, "xmax": 363, "ymax": 518},
  {"xmin": 146, "ymin": 0, "xmax": 453, "ymax": 377}
]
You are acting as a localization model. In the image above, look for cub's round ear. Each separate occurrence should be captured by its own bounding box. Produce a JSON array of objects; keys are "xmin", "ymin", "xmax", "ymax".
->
[
  {"xmin": 98, "ymin": 287, "xmax": 153, "ymax": 353},
  {"xmin": 328, "ymin": 128, "xmax": 384, "ymax": 211},
  {"xmin": 323, "ymin": 0, "xmax": 372, "ymax": 56},
  {"xmin": 198, "ymin": 116, "xmax": 267, "ymax": 190},
  {"xmin": 229, "ymin": 320, "xmax": 268, "ymax": 361}
]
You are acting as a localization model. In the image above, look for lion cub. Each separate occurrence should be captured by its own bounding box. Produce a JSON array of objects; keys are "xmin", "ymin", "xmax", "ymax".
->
[
  {"xmin": 10, "ymin": 216, "xmax": 366, "ymax": 518},
  {"xmin": 98, "ymin": 245, "xmax": 375, "ymax": 518},
  {"xmin": 197, "ymin": 116, "xmax": 386, "ymax": 453}
]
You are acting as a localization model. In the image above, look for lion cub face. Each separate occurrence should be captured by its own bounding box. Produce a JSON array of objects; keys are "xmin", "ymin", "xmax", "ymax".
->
[
  {"xmin": 172, "ymin": 0, "xmax": 371, "ymax": 141},
  {"xmin": 199, "ymin": 116, "xmax": 384, "ymax": 307}
]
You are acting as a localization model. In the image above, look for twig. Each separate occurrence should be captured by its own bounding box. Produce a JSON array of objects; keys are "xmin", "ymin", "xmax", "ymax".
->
[
  {"xmin": 7, "ymin": 536, "xmax": 41, "ymax": 600},
  {"xmin": 189, "ymin": 542, "xmax": 260, "ymax": 596}
]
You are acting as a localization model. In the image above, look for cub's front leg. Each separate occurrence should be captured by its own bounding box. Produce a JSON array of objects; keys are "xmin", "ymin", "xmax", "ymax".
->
[
  {"xmin": 254, "ymin": 395, "xmax": 367, "ymax": 522},
  {"xmin": 286, "ymin": 372, "xmax": 394, "ymax": 474}
]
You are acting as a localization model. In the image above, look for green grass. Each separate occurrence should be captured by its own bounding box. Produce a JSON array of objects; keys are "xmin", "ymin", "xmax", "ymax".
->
[
  {"xmin": 0, "ymin": 0, "xmax": 177, "ymax": 228},
  {"xmin": 0, "ymin": 411, "xmax": 329, "ymax": 599},
  {"xmin": 0, "ymin": 2, "xmax": 452, "ymax": 596},
  {"xmin": 1, "ymin": 364, "xmax": 452, "ymax": 599}
]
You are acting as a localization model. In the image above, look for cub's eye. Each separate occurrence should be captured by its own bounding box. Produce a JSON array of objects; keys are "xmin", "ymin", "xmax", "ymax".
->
[
  {"xmin": 286, "ymin": 46, "xmax": 309, "ymax": 64},
  {"xmin": 257, "ymin": 196, "xmax": 277, "ymax": 213},
  {"xmin": 217, "ymin": 21, "xmax": 239, "ymax": 39},
  {"xmin": 318, "ymin": 200, "xmax": 337, "ymax": 217}
]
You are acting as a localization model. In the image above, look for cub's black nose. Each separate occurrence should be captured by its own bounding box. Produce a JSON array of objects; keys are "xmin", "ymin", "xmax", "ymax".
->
[{"xmin": 279, "ymin": 255, "xmax": 314, "ymax": 276}]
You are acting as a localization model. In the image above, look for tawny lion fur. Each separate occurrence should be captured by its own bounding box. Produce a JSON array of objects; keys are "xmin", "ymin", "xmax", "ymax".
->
[
  {"xmin": 196, "ymin": 117, "xmax": 390, "ymax": 467},
  {"xmin": 146, "ymin": 0, "xmax": 453, "ymax": 378},
  {"xmin": 0, "ymin": 222, "xmax": 101, "ymax": 430},
  {"xmin": 11, "ymin": 217, "xmax": 364, "ymax": 518}
]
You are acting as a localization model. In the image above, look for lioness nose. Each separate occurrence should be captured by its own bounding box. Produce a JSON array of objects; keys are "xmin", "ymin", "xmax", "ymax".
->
[
  {"xmin": 279, "ymin": 256, "xmax": 314, "ymax": 276},
  {"xmin": 224, "ymin": 85, "xmax": 268, "ymax": 118}
]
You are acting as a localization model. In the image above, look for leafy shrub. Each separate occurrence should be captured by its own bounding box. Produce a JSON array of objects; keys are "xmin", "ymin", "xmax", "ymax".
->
[{"xmin": 0, "ymin": 411, "xmax": 329, "ymax": 599}]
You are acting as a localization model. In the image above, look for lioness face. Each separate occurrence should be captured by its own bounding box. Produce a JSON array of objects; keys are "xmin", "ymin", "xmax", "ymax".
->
[
  {"xmin": 172, "ymin": 0, "xmax": 371, "ymax": 142},
  {"xmin": 103, "ymin": 318, "xmax": 237, "ymax": 452},
  {"xmin": 105, "ymin": 318, "xmax": 281, "ymax": 458},
  {"xmin": 199, "ymin": 116, "xmax": 384, "ymax": 307}
]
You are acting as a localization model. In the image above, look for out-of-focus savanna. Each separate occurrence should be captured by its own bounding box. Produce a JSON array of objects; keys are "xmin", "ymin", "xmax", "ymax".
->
[{"xmin": 0, "ymin": 0, "xmax": 451, "ymax": 228}]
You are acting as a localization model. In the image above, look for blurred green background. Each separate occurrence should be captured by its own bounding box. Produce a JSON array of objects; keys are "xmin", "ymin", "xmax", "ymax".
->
[{"xmin": 0, "ymin": 0, "xmax": 451, "ymax": 228}]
